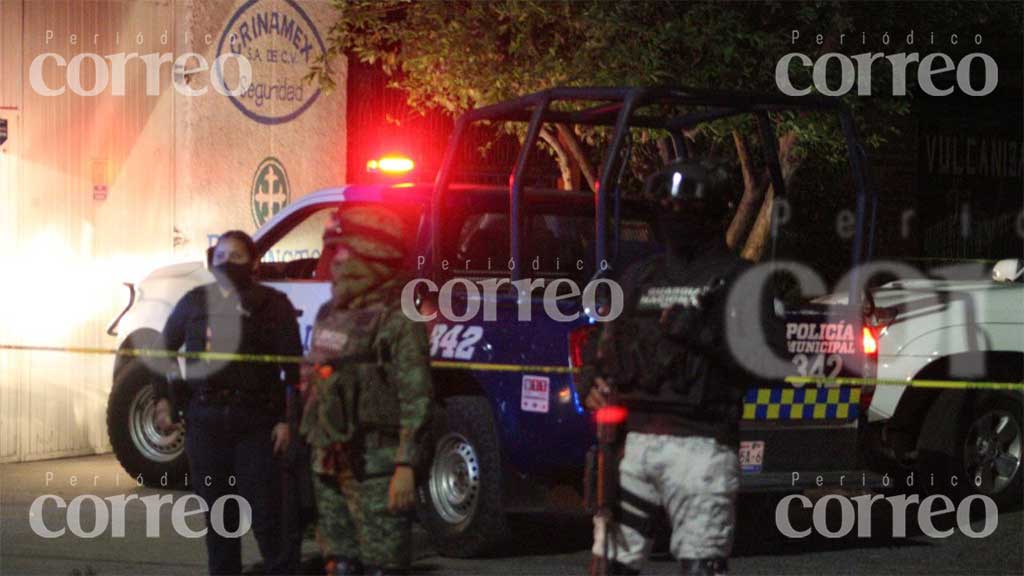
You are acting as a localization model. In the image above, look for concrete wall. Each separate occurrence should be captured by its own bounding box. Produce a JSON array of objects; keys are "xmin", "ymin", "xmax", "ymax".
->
[{"xmin": 0, "ymin": 0, "xmax": 346, "ymax": 463}]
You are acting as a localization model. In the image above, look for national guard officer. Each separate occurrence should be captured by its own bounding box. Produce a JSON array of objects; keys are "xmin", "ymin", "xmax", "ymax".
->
[
  {"xmin": 300, "ymin": 205, "xmax": 432, "ymax": 576},
  {"xmin": 154, "ymin": 230, "xmax": 303, "ymax": 575},
  {"xmin": 581, "ymin": 160, "xmax": 783, "ymax": 576}
]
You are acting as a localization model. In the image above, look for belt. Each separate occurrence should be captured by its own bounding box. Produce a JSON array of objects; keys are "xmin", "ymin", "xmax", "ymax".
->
[{"xmin": 196, "ymin": 388, "xmax": 273, "ymax": 408}]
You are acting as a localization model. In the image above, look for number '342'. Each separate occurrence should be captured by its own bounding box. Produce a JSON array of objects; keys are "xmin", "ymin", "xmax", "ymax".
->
[{"xmin": 429, "ymin": 324, "xmax": 484, "ymax": 360}]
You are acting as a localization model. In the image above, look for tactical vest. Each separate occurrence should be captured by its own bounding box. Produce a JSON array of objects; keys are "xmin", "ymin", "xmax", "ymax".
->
[
  {"xmin": 602, "ymin": 252, "xmax": 747, "ymax": 422},
  {"xmin": 301, "ymin": 304, "xmax": 401, "ymax": 448}
]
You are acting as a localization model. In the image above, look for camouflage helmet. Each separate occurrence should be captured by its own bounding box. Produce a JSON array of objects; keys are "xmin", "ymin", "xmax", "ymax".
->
[{"xmin": 323, "ymin": 205, "xmax": 407, "ymax": 266}]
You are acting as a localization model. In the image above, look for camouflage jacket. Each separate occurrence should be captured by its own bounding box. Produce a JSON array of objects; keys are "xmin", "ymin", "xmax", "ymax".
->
[{"xmin": 299, "ymin": 295, "xmax": 432, "ymax": 468}]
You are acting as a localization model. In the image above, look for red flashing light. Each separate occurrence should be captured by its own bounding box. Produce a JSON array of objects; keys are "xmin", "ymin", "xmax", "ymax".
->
[
  {"xmin": 568, "ymin": 326, "xmax": 596, "ymax": 369},
  {"xmin": 862, "ymin": 326, "xmax": 878, "ymax": 356},
  {"xmin": 595, "ymin": 405, "xmax": 628, "ymax": 426},
  {"xmin": 367, "ymin": 156, "xmax": 415, "ymax": 175}
]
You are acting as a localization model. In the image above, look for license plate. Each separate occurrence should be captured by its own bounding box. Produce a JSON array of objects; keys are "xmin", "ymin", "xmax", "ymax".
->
[{"xmin": 739, "ymin": 441, "xmax": 765, "ymax": 473}]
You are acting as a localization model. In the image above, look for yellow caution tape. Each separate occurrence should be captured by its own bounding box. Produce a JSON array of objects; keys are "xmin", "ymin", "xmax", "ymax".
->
[
  {"xmin": 1, "ymin": 343, "xmax": 1022, "ymax": 391},
  {"xmin": 785, "ymin": 375, "xmax": 1024, "ymax": 392},
  {"xmin": 0, "ymin": 343, "xmax": 304, "ymax": 364},
  {"xmin": 430, "ymin": 360, "xmax": 575, "ymax": 374}
]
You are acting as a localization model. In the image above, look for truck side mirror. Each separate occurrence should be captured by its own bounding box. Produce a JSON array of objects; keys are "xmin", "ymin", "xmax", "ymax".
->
[
  {"xmin": 991, "ymin": 259, "xmax": 1023, "ymax": 283},
  {"xmin": 414, "ymin": 281, "xmax": 438, "ymax": 315}
]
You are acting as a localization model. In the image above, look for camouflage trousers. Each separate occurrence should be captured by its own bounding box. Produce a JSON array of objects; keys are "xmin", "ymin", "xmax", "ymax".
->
[
  {"xmin": 592, "ymin": 433, "xmax": 739, "ymax": 570},
  {"xmin": 312, "ymin": 445, "xmax": 411, "ymax": 570}
]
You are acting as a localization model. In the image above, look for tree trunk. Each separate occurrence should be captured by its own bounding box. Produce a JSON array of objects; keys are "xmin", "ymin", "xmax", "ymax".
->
[
  {"xmin": 726, "ymin": 130, "xmax": 763, "ymax": 250},
  {"xmin": 740, "ymin": 186, "xmax": 776, "ymax": 262},
  {"xmin": 729, "ymin": 130, "xmax": 801, "ymax": 261},
  {"xmin": 555, "ymin": 124, "xmax": 598, "ymax": 193},
  {"xmin": 539, "ymin": 126, "xmax": 575, "ymax": 191}
]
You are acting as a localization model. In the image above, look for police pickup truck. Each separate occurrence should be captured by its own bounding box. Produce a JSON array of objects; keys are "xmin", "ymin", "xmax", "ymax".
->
[
  {"xmin": 106, "ymin": 87, "xmax": 878, "ymax": 556},
  {"xmin": 859, "ymin": 258, "xmax": 1023, "ymax": 508}
]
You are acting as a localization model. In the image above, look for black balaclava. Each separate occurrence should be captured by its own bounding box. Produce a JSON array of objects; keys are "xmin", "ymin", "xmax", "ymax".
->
[{"xmin": 649, "ymin": 160, "xmax": 733, "ymax": 259}]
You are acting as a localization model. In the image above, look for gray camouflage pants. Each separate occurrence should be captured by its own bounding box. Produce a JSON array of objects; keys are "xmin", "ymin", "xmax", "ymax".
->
[{"xmin": 592, "ymin": 432, "xmax": 739, "ymax": 569}]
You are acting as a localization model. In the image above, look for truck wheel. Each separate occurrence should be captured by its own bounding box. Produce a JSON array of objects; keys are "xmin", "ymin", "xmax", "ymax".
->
[
  {"xmin": 106, "ymin": 359, "xmax": 188, "ymax": 486},
  {"xmin": 918, "ymin": 392, "xmax": 1022, "ymax": 509},
  {"xmin": 416, "ymin": 395, "xmax": 508, "ymax": 557},
  {"xmin": 959, "ymin": 395, "xmax": 1022, "ymax": 508}
]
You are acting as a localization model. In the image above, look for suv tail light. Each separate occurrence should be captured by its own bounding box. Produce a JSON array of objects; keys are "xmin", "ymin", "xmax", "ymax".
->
[
  {"xmin": 862, "ymin": 326, "xmax": 878, "ymax": 356},
  {"xmin": 860, "ymin": 303, "xmax": 897, "ymax": 414},
  {"xmin": 859, "ymin": 324, "xmax": 883, "ymax": 414}
]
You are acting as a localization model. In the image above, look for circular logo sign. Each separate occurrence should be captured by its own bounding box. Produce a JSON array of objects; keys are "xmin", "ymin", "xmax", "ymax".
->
[
  {"xmin": 217, "ymin": 0, "xmax": 327, "ymax": 125},
  {"xmin": 251, "ymin": 157, "xmax": 291, "ymax": 227}
]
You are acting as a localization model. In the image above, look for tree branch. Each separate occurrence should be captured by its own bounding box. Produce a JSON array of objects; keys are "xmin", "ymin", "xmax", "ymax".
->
[
  {"xmin": 555, "ymin": 124, "xmax": 598, "ymax": 193},
  {"xmin": 539, "ymin": 126, "xmax": 575, "ymax": 191},
  {"xmin": 726, "ymin": 129, "xmax": 766, "ymax": 250},
  {"xmin": 739, "ymin": 131, "xmax": 803, "ymax": 261}
]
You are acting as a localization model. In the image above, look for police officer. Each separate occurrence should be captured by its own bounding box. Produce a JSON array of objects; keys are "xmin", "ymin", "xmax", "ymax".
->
[
  {"xmin": 300, "ymin": 205, "xmax": 432, "ymax": 576},
  {"xmin": 582, "ymin": 160, "xmax": 780, "ymax": 576},
  {"xmin": 154, "ymin": 230, "xmax": 302, "ymax": 575}
]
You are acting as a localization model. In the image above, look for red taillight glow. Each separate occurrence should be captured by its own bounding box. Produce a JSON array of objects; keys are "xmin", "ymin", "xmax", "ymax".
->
[
  {"xmin": 862, "ymin": 326, "xmax": 878, "ymax": 356},
  {"xmin": 569, "ymin": 325, "xmax": 597, "ymax": 387},
  {"xmin": 366, "ymin": 156, "xmax": 415, "ymax": 175},
  {"xmin": 569, "ymin": 326, "xmax": 593, "ymax": 367},
  {"xmin": 595, "ymin": 405, "xmax": 628, "ymax": 425}
]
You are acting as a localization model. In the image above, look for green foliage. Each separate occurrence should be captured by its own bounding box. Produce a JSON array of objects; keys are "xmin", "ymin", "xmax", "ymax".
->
[{"xmin": 310, "ymin": 1, "xmax": 1016, "ymax": 163}]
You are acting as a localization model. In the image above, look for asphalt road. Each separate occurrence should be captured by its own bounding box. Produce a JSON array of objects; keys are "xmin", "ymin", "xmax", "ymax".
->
[{"xmin": 1, "ymin": 455, "xmax": 1021, "ymax": 575}]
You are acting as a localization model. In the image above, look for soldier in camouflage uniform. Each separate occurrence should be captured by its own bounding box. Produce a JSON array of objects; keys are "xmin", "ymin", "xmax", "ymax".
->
[{"xmin": 300, "ymin": 205, "xmax": 432, "ymax": 576}]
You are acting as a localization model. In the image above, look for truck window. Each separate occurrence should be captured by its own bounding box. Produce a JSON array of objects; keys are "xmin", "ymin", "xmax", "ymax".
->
[
  {"xmin": 258, "ymin": 207, "xmax": 332, "ymax": 281},
  {"xmin": 450, "ymin": 211, "xmax": 598, "ymax": 283}
]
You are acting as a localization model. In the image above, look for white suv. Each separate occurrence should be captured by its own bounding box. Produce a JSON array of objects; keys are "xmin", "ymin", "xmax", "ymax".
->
[{"xmin": 865, "ymin": 258, "xmax": 1023, "ymax": 506}]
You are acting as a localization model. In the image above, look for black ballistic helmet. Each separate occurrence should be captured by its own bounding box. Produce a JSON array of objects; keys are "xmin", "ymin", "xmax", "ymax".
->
[
  {"xmin": 645, "ymin": 159, "xmax": 736, "ymax": 249},
  {"xmin": 644, "ymin": 159, "xmax": 735, "ymax": 221}
]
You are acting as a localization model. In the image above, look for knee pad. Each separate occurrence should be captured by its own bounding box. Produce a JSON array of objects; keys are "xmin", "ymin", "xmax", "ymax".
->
[{"xmin": 679, "ymin": 557, "xmax": 728, "ymax": 575}]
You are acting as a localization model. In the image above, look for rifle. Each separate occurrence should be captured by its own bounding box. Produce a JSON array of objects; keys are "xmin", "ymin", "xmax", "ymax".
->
[{"xmin": 585, "ymin": 392, "xmax": 627, "ymax": 576}]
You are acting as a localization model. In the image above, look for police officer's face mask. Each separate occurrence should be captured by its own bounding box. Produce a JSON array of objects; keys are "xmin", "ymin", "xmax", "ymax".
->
[{"xmin": 211, "ymin": 261, "xmax": 255, "ymax": 290}]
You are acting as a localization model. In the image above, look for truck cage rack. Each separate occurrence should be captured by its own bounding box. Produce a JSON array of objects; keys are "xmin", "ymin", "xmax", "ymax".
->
[{"xmin": 431, "ymin": 87, "xmax": 877, "ymax": 305}]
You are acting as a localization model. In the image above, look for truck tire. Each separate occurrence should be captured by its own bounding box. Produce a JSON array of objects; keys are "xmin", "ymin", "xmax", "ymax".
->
[
  {"xmin": 416, "ymin": 395, "xmax": 508, "ymax": 557},
  {"xmin": 106, "ymin": 358, "xmax": 188, "ymax": 487},
  {"xmin": 918, "ymin": 391, "xmax": 1022, "ymax": 509},
  {"xmin": 958, "ymin": 394, "xmax": 1022, "ymax": 508}
]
